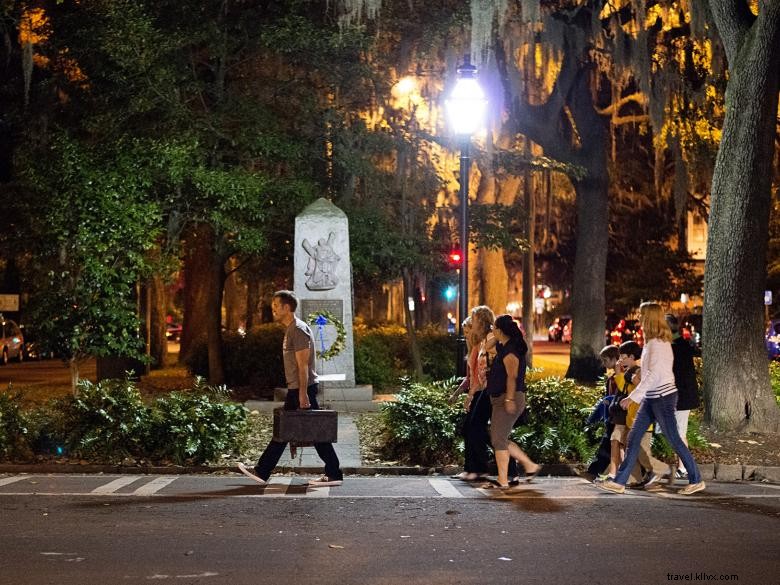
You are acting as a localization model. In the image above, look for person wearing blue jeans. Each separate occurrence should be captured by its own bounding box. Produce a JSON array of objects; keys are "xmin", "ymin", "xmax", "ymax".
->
[
  {"xmin": 238, "ymin": 290, "xmax": 343, "ymax": 487},
  {"xmin": 597, "ymin": 302, "xmax": 704, "ymax": 496},
  {"xmin": 611, "ymin": 393, "xmax": 701, "ymax": 488}
]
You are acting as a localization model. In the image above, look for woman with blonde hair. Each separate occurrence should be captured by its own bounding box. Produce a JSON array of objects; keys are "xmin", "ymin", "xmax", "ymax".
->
[
  {"xmin": 451, "ymin": 305, "xmax": 494, "ymax": 481},
  {"xmin": 597, "ymin": 302, "xmax": 705, "ymax": 496}
]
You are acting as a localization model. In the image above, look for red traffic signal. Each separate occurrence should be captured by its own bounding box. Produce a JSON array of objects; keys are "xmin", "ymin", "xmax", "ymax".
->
[{"xmin": 448, "ymin": 250, "xmax": 463, "ymax": 267}]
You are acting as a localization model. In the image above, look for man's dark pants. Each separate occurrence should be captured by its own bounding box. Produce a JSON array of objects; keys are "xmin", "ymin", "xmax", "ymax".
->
[{"xmin": 255, "ymin": 384, "xmax": 343, "ymax": 481}]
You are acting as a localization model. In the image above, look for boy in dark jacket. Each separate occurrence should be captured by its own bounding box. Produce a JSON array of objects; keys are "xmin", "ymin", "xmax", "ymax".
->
[{"xmin": 584, "ymin": 345, "xmax": 621, "ymax": 480}]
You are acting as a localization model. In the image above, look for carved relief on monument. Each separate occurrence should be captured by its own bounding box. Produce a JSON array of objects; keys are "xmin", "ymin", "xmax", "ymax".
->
[{"xmin": 302, "ymin": 231, "xmax": 340, "ymax": 290}]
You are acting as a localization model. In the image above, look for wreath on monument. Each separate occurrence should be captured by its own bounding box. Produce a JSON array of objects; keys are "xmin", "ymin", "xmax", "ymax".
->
[{"xmin": 307, "ymin": 310, "xmax": 346, "ymax": 361}]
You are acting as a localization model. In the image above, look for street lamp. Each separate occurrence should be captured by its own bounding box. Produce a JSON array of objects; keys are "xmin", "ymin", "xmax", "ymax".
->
[{"xmin": 446, "ymin": 56, "xmax": 486, "ymax": 377}]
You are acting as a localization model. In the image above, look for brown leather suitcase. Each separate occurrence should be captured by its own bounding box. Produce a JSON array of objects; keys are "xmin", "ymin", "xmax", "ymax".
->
[{"xmin": 272, "ymin": 408, "xmax": 338, "ymax": 443}]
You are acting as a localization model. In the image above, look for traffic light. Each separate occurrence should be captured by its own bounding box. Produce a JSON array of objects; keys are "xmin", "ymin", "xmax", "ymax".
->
[
  {"xmin": 448, "ymin": 249, "xmax": 463, "ymax": 268},
  {"xmin": 444, "ymin": 286, "xmax": 456, "ymax": 301}
]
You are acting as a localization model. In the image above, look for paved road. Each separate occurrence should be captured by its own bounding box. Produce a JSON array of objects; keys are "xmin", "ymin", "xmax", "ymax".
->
[{"xmin": 2, "ymin": 474, "xmax": 778, "ymax": 585}]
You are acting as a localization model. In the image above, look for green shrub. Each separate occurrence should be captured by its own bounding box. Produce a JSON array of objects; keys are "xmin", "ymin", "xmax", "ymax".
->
[
  {"xmin": 149, "ymin": 379, "xmax": 249, "ymax": 465},
  {"xmin": 0, "ymin": 388, "xmax": 33, "ymax": 460},
  {"xmin": 379, "ymin": 377, "xmax": 464, "ymax": 466},
  {"xmin": 53, "ymin": 378, "xmax": 152, "ymax": 461},
  {"xmin": 185, "ymin": 324, "xmax": 285, "ymax": 391},
  {"xmin": 354, "ymin": 325, "xmax": 457, "ymax": 389},
  {"xmin": 18, "ymin": 377, "xmax": 249, "ymax": 465},
  {"xmin": 511, "ymin": 377, "xmax": 602, "ymax": 464},
  {"xmin": 417, "ymin": 327, "xmax": 458, "ymax": 381},
  {"xmin": 770, "ymin": 361, "xmax": 780, "ymax": 405},
  {"xmin": 354, "ymin": 330, "xmax": 402, "ymax": 389}
]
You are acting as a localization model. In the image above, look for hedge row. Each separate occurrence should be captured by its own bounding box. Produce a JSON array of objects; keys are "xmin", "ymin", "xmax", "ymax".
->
[
  {"xmin": 0, "ymin": 378, "xmax": 248, "ymax": 465},
  {"xmin": 185, "ymin": 324, "xmax": 458, "ymax": 391},
  {"xmin": 378, "ymin": 375, "xmax": 710, "ymax": 467}
]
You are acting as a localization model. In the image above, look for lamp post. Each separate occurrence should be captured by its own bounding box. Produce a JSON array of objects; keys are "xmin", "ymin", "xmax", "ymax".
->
[{"xmin": 446, "ymin": 56, "xmax": 486, "ymax": 377}]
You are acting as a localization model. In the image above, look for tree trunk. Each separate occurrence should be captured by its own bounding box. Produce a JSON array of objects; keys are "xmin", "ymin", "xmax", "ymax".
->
[
  {"xmin": 565, "ymin": 166, "xmax": 609, "ymax": 382},
  {"xmin": 703, "ymin": 2, "xmax": 780, "ymax": 433},
  {"xmin": 499, "ymin": 32, "xmax": 610, "ymax": 383},
  {"xmin": 481, "ymin": 249, "xmax": 508, "ymax": 315},
  {"xmin": 69, "ymin": 357, "xmax": 80, "ymax": 395},
  {"xmin": 476, "ymin": 149, "xmax": 513, "ymax": 314},
  {"xmin": 223, "ymin": 262, "xmax": 244, "ymax": 332},
  {"xmin": 206, "ymin": 248, "xmax": 227, "ymax": 386},
  {"xmin": 245, "ymin": 272, "xmax": 260, "ymax": 331},
  {"xmin": 402, "ymin": 268, "xmax": 424, "ymax": 379},
  {"xmin": 149, "ymin": 274, "xmax": 168, "ymax": 369},
  {"xmin": 522, "ymin": 164, "xmax": 535, "ymax": 367},
  {"xmin": 564, "ymin": 71, "xmax": 610, "ymax": 383},
  {"xmin": 180, "ymin": 224, "xmax": 212, "ymax": 362}
]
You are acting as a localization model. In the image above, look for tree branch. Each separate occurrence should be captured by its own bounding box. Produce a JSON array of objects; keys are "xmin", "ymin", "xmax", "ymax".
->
[
  {"xmin": 595, "ymin": 92, "xmax": 647, "ymax": 116},
  {"xmin": 707, "ymin": 0, "xmax": 756, "ymax": 65}
]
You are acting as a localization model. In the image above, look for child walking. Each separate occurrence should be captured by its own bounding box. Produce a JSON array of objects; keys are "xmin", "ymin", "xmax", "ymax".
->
[{"xmin": 597, "ymin": 303, "xmax": 705, "ymax": 496}]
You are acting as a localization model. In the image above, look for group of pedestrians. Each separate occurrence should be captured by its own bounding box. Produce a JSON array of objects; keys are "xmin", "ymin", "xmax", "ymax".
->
[
  {"xmin": 590, "ymin": 302, "xmax": 705, "ymax": 496},
  {"xmin": 450, "ymin": 305, "xmax": 540, "ymax": 490},
  {"xmin": 238, "ymin": 291, "xmax": 705, "ymax": 497}
]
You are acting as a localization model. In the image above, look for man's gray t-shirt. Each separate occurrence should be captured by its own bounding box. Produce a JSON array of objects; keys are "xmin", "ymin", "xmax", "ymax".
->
[{"xmin": 283, "ymin": 317, "xmax": 318, "ymax": 389}]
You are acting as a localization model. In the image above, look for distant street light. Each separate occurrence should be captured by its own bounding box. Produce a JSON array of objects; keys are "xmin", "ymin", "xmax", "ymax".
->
[{"xmin": 446, "ymin": 56, "xmax": 486, "ymax": 377}]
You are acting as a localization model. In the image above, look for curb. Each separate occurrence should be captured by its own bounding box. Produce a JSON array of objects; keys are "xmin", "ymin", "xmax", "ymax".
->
[{"xmin": 1, "ymin": 462, "xmax": 778, "ymax": 483}]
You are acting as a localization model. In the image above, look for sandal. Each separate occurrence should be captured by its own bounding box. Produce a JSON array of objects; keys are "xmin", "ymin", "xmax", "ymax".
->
[
  {"xmin": 452, "ymin": 472, "xmax": 486, "ymax": 481},
  {"xmin": 525, "ymin": 465, "xmax": 542, "ymax": 483}
]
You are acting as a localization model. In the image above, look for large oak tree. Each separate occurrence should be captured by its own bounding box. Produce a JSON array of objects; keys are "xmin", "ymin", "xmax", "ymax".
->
[{"xmin": 703, "ymin": 0, "xmax": 780, "ymax": 432}]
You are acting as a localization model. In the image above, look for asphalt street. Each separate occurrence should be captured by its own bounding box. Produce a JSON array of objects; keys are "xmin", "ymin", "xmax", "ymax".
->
[{"xmin": 1, "ymin": 474, "xmax": 779, "ymax": 585}]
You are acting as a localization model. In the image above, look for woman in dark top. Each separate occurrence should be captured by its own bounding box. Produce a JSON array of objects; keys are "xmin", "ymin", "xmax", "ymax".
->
[
  {"xmin": 665, "ymin": 314, "xmax": 701, "ymax": 481},
  {"xmin": 483, "ymin": 315, "xmax": 541, "ymax": 489}
]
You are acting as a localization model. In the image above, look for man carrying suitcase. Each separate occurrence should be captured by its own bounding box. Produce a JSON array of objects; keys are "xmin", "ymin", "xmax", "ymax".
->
[{"xmin": 238, "ymin": 290, "xmax": 343, "ymax": 487}]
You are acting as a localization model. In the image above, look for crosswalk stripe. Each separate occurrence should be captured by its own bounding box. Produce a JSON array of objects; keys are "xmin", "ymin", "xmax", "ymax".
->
[
  {"xmin": 91, "ymin": 476, "xmax": 143, "ymax": 494},
  {"xmin": 306, "ymin": 486, "xmax": 330, "ymax": 498},
  {"xmin": 429, "ymin": 479, "xmax": 464, "ymax": 498},
  {"xmin": 262, "ymin": 477, "xmax": 292, "ymax": 497},
  {"xmin": 0, "ymin": 476, "xmax": 27, "ymax": 487},
  {"xmin": 132, "ymin": 476, "xmax": 177, "ymax": 496}
]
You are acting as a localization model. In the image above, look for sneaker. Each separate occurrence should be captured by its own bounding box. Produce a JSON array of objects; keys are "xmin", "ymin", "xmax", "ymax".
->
[
  {"xmin": 596, "ymin": 480, "xmax": 625, "ymax": 494},
  {"xmin": 594, "ymin": 474, "xmax": 614, "ymax": 484},
  {"xmin": 237, "ymin": 462, "xmax": 267, "ymax": 485},
  {"xmin": 308, "ymin": 475, "xmax": 343, "ymax": 487},
  {"xmin": 678, "ymin": 481, "xmax": 705, "ymax": 496},
  {"xmin": 675, "ymin": 469, "xmax": 689, "ymax": 480},
  {"xmin": 508, "ymin": 476, "xmax": 521, "ymax": 486}
]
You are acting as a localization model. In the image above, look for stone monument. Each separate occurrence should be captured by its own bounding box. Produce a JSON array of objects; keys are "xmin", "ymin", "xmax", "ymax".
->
[{"xmin": 292, "ymin": 198, "xmax": 373, "ymax": 410}]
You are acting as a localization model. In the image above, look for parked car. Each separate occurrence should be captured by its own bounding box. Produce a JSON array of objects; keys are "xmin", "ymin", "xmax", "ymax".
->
[
  {"xmin": 548, "ymin": 315, "xmax": 571, "ymax": 342},
  {"xmin": 0, "ymin": 317, "xmax": 25, "ymax": 364},
  {"xmin": 609, "ymin": 318, "xmax": 644, "ymax": 346},
  {"xmin": 166, "ymin": 322, "xmax": 183, "ymax": 341},
  {"xmin": 19, "ymin": 325, "xmax": 54, "ymax": 360},
  {"xmin": 766, "ymin": 319, "xmax": 780, "ymax": 360},
  {"xmin": 680, "ymin": 314, "xmax": 703, "ymax": 348}
]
